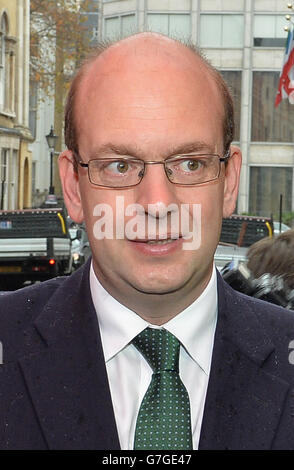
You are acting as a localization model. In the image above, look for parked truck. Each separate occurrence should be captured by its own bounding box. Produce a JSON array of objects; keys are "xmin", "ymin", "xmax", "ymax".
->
[{"xmin": 0, "ymin": 208, "xmax": 72, "ymax": 290}]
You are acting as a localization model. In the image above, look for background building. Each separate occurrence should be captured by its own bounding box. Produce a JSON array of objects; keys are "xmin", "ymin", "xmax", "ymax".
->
[
  {"xmin": 29, "ymin": 0, "xmax": 98, "ymax": 206},
  {"xmin": 0, "ymin": 0, "xmax": 32, "ymax": 210},
  {"xmin": 28, "ymin": 88, "xmax": 54, "ymax": 207},
  {"xmin": 83, "ymin": 0, "xmax": 99, "ymax": 45},
  {"xmin": 97, "ymin": 0, "xmax": 294, "ymax": 221}
]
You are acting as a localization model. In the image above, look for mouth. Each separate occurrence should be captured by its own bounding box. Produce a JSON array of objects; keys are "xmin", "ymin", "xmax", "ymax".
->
[
  {"xmin": 133, "ymin": 237, "xmax": 180, "ymax": 245},
  {"xmin": 145, "ymin": 238, "xmax": 176, "ymax": 245},
  {"xmin": 127, "ymin": 236, "xmax": 183, "ymax": 255}
]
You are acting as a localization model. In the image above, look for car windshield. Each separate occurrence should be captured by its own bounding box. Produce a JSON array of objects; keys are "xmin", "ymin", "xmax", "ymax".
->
[
  {"xmin": 273, "ymin": 222, "xmax": 290, "ymax": 234},
  {"xmin": 69, "ymin": 228, "xmax": 80, "ymax": 248}
]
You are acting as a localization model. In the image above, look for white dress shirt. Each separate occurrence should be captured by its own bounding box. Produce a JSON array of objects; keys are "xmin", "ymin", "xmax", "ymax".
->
[{"xmin": 90, "ymin": 263, "xmax": 218, "ymax": 450}]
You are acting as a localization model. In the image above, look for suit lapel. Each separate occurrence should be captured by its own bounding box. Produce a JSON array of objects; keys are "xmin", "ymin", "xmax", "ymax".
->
[
  {"xmin": 19, "ymin": 260, "xmax": 120, "ymax": 450},
  {"xmin": 199, "ymin": 273, "xmax": 290, "ymax": 450}
]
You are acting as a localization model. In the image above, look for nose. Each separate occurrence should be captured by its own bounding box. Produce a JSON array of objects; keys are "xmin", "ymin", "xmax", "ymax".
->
[{"xmin": 134, "ymin": 162, "xmax": 179, "ymax": 214}]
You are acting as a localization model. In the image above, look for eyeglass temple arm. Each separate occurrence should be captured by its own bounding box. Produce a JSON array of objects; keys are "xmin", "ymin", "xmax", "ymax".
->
[
  {"xmin": 78, "ymin": 161, "xmax": 89, "ymax": 168},
  {"xmin": 220, "ymin": 149, "xmax": 231, "ymax": 162}
]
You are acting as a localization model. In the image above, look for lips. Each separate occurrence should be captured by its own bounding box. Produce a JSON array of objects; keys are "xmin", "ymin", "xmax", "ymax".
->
[
  {"xmin": 131, "ymin": 237, "xmax": 180, "ymax": 244},
  {"xmin": 127, "ymin": 236, "xmax": 183, "ymax": 255},
  {"xmin": 128, "ymin": 233, "xmax": 182, "ymax": 242}
]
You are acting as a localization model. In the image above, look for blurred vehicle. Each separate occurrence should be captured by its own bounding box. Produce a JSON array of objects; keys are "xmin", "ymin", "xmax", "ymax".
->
[
  {"xmin": 69, "ymin": 226, "xmax": 91, "ymax": 269},
  {"xmin": 0, "ymin": 208, "xmax": 72, "ymax": 290},
  {"xmin": 273, "ymin": 221, "xmax": 291, "ymax": 236},
  {"xmin": 220, "ymin": 214, "xmax": 273, "ymax": 246},
  {"xmin": 214, "ymin": 214, "xmax": 273, "ymax": 271},
  {"xmin": 214, "ymin": 243, "xmax": 248, "ymax": 271}
]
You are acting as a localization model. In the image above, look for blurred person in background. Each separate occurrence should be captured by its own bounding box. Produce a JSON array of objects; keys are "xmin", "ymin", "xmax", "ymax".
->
[
  {"xmin": 247, "ymin": 230, "xmax": 294, "ymax": 292},
  {"xmin": 221, "ymin": 230, "xmax": 294, "ymax": 309}
]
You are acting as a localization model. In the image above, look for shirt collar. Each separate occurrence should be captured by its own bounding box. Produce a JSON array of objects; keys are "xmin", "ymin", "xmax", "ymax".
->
[
  {"xmin": 90, "ymin": 263, "xmax": 148, "ymax": 362},
  {"xmin": 90, "ymin": 262, "xmax": 218, "ymax": 375},
  {"xmin": 163, "ymin": 268, "xmax": 218, "ymax": 374}
]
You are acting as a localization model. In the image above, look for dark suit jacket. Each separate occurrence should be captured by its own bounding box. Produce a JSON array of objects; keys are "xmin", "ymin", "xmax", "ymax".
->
[{"xmin": 0, "ymin": 258, "xmax": 294, "ymax": 450}]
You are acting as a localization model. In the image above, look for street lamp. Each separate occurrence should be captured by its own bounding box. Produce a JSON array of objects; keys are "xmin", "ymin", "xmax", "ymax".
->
[{"xmin": 45, "ymin": 126, "xmax": 58, "ymax": 195}]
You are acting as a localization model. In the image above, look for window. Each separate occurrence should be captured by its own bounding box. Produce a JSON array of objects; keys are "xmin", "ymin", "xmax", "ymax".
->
[
  {"xmin": 32, "ymin": 161, "xmax": 36, "ymax": 194},
  {"xmin": 82, "ymin": 11, "xmax": 99, "ymax": 44},
  {"xmin": 252, "ymin": 72, "xmax": 294, "ymax": 142},
  {"xmin": 147, "ymin": 14, "xmax": 191, "ymax": 40},
  {"xmin": 122, "ymin": 14, "xmax": 135, "ymax": 37},
  {"xmin": 249, "ymin": 166, "xmax": 293, "ymax": 217},
  {"xmin": 0, "ymin": 13, "xmax": 8, "ymax": 111},
  {"xmin": 0, "ymin": 25, "xmax": 3, "ymax": 67},
  {"xmin": 10, "ymin": 150, "xmax": 18, "ymax": 210},
  {"xmin": 104, "ymin": 14, "xmax": 136, "ymax": 39},
  {"xmin": 0, "ymin": 13, "xmax": 7, "ymax": 67},
  {"xmin": 0, "ymin": 149, "xmax": 7, "ymax": 181},
  {"xmin": 92, "ymin": 26, "xmax": 98, "ymax": 41},
  {"xmin": 253, "ymin": 15, "xmax": 287, "ymax": 47},
  {"xmin": 8, "ymin": 50, "xmax": 13, "ymax": 110},
  {"xmin": 105, "ymin": 17, "xmax": 119, "ymax": 39},
  {"xmin": 220, "ymin": 71, "xmax": 242, "ymax": 141},
  {"xmin": 29, "ymin": 81, "xmax": 38, "ymax": 139},
  {"xmin": 0, "ymin": 148, "xmax": 9, "ymax": 210},
  {"xmin": 200, "ymin": 14, "xmax": 244, "ymax": 48},
  {"xmin": 0, "ymin": 12, "xmax": 14, "ymax": 113},
  {"xmin": 81, "ymin": 11, "xmax": 99, "ymax": 44}
]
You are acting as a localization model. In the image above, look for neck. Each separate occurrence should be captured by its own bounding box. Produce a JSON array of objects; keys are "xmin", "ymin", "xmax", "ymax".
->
[{"xmin": 92, "ymin": 262, "xmax": 214, "ymax": 325}]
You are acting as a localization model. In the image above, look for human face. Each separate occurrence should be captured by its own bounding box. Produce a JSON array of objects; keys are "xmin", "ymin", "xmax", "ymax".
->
[{"xmin": 59, "ymin": 35, "xmax": 241, "ymax": 308}]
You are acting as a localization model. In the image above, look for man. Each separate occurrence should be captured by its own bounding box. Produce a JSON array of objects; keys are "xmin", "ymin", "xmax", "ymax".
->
[{"xmin": 0, "ymin": 33, "xmax": 294, "ymax": 450}]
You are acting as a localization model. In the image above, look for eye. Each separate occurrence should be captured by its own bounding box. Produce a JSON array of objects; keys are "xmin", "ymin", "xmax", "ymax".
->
[
  {"xmin": 187, "ymin": 160, "xmax": 200, "ymax": 171},
  {"xmin": 108, "ymin": 161, "xmax": 130, "ymax": 174},
  {"xmin": 179, "ymin": 159, "xmax": 202, "ymax": 172}
]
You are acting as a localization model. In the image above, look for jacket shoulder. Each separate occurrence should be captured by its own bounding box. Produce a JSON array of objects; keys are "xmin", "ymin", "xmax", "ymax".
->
[
  {"xmin": 220, "ymin": 278, "xmax": 294, "ymax": 363},
  {"xmin": 0, "ymin": 276, "xmax": 66, "ymax": 322},
  {"xmin": 0, "ymin": 276, "xmax": 67, "ymax": 361},
  {"xmin": 226, "ymin": 282, "xmax": 294, "ymax": 329}
]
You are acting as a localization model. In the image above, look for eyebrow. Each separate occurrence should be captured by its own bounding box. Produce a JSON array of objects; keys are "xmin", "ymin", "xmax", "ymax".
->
[{"xmin": 87, "ymin": 141, "xmax": 215, "ymax": 159}]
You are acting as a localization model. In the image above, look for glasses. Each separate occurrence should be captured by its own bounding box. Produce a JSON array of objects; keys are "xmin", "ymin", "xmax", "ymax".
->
[{"xmin": 78, "ymin": 152, "xmax": 230, "ymax": 188}]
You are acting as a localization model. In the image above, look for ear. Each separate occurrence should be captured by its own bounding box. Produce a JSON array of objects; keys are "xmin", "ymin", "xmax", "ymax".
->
[
  {"xmin": 58, "ymin": 150, "xmax": 84, "ymax": 223},
  {"xmin": 222, "ymin": 145, "xmax": 242, "ymax": 218}
]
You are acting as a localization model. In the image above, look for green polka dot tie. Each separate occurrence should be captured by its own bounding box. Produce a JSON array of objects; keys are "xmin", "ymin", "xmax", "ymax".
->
[{"xmin": 133, "ymin": 328, "xmax": 193, "ymax": 450}]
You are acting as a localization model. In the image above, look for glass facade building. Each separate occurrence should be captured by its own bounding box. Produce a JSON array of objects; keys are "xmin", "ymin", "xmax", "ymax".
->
[{"xmin": 97, "ymin": 0, "xmax": 294, "ymax": 218}]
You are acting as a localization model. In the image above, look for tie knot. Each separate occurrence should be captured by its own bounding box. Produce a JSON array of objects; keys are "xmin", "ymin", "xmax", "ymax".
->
[{"xmin": 133, "ymin": 328, "xmax": 180, "ymax": 373}]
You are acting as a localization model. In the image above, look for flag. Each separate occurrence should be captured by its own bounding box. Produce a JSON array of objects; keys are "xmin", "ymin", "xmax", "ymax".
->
[{"xmin": 275, "ymin": 27, "xmax": 294, "ymax": 107}]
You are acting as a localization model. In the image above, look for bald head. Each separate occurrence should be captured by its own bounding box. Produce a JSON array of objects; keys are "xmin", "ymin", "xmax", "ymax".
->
[
  {"xmin": 79, "ymin": 33, "xmax": 215, "ymax": 89},
  {"xmin": 64, "ymin": 32, "xmax": 234, "ymax": 165}
]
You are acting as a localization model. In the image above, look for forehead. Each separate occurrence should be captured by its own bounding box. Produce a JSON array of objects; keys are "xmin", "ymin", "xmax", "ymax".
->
[{"xmin": 75, "ymin": 36, "xmax": 224, "ymax": 156}]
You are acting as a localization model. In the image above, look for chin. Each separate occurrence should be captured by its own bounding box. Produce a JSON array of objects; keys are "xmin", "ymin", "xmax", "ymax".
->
[
  {"xmin": 134, "ymin": 284, "xmax": 183, "ymax": 295},
  {"xmin": 129, "ymin": 273, "xmax": 191, "ymax": 295}
]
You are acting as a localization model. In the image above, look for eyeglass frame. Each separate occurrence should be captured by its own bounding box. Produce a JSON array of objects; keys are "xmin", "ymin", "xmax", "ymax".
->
[{"xmin": 76, "ymin": 149, "xmax": 231, "ymax": 189}]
